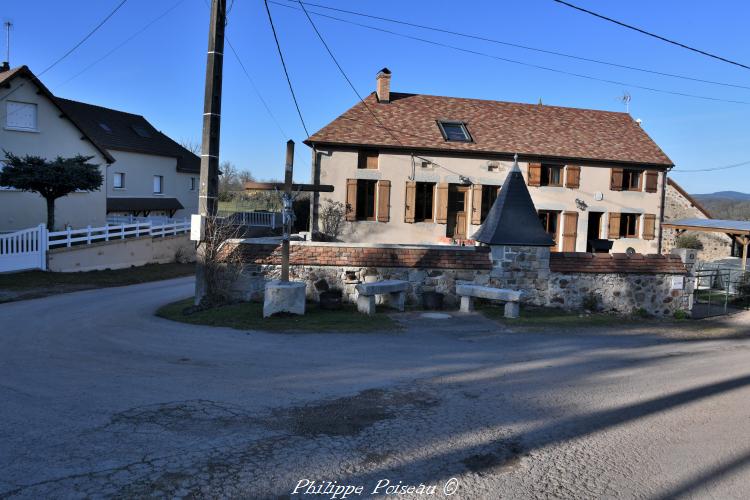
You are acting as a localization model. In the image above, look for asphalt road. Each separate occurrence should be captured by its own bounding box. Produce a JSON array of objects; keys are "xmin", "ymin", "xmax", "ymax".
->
[{"xmin": 1, "ymin": 277, "xmax": 750, "ymax": 499}]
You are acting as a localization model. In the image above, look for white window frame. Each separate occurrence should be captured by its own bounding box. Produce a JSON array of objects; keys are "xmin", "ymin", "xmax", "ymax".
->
[
  {"xmin": 153, "ymin": 175, "xmax": 164, "ymax": 194},
  {"xmin": 113, "ymin": 172, "xmax": 125, "ymax": 189},
  {"xmin": 5, "ymin": 101, "xmax": 39, "ymax": 132}
]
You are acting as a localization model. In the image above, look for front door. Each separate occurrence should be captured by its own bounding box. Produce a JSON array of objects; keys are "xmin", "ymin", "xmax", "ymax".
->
[{"xmin": 446, "ymin": 184, "xmax": 469, "ymax": 239}]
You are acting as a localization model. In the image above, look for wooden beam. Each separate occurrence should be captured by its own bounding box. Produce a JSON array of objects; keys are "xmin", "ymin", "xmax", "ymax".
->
[
  {"xmin": 244, "ymin": 181, "xmax": 334, "ymax": 193},
  {"xmin": 661, "ymin": 223, "xmax": 750, "ymax": 236}
]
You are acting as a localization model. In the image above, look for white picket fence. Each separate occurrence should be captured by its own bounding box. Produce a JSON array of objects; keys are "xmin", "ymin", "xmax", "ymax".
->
[
  {"xmin": 0, "ymin": 219, "xmax": 190, "ymax": 272},
  {"xmin": 0, "ymin": 224, "xmax": 47, "ymax": 272},
  {"xmin": 231, "ymin": 211, "xmax": 280, "ymax": 228}
]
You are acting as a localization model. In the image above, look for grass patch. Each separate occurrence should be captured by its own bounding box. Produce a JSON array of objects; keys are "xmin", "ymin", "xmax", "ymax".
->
[
  {"xmin": 157, "ymin": 298, "xmax": 400, "ymax": 333},
  {"xmin": 0, "ymin": 263, "xmax": 195, "ymax": 302},
  {"xmin": 477, "ymin": 302, "xmax": 642, "ymax": 329}
]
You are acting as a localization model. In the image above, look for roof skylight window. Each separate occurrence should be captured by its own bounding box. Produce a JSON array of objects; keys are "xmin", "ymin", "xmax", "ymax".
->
[
  {"xmin": 131, "ymin": 124, "xmax": 152, "ymax": 138},
  {"xmin": 437, "ymin": 121, "xmax": 472, "ymax": 142},
  {"xmin": 98, "ymin": 122, "xmax": 112, "ymax": 133}
]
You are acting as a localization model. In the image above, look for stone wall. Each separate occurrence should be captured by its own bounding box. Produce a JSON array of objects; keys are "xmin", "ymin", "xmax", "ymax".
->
[
  {"xmin": 227, "ymin": 240, "xmax": 690, "ymax": 316},
  {"xmin": 663, "ymin": 179, "xmax": 732, "ymax": 262}
]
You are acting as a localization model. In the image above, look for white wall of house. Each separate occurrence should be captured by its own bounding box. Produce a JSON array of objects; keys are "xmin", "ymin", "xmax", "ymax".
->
[
  {"xmin": 106, "ymin": 150, "xmax": 198, "ymax": 218},
  {"xmin": 0, "ymin": 75, "xmax": 108, "ymax": 231},
  {"xmin": 314, "ymin": 149, "xmax": 664, "ymax": 254}
]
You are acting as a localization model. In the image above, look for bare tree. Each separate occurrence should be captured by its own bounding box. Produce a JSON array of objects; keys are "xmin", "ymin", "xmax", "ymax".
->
[
  {"xmin": 200, "ymin": 215, "xmax": 246, "ymax": 307},
  {"xmin": 319, "ymin": 198, "xmax": 346, "ymax": 240},
  {"xmin": 179, "ymin": 138, "xmax": 201, "ymax": 155}
]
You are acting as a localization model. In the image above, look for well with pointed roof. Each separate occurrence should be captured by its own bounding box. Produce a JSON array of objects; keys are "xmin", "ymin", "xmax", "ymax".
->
[{"xmin": 472, "ymin": 157, "xmax": 555, "ymax": 247}]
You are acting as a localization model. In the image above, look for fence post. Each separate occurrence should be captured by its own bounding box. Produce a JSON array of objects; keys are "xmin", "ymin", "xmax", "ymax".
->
[
  {"xmin": 67, "ymin": 226, "xmax": 72, "ymax": 247},
  {"xmin": 86, "ymin": 225, "xmax": 92, "ymax": 244},
  {"xmin": 121, "ymin": 224, "xmax": 125, "ymax": 240},
  {"xmin": 39, "ymin": 224, "xmax": 48, "ymax": 271}
]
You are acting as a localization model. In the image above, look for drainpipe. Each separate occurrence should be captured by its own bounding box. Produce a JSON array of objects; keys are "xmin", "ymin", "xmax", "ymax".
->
[{"xmin": 657, "ymin": 166, "xmax": 672, "ymax": 254}]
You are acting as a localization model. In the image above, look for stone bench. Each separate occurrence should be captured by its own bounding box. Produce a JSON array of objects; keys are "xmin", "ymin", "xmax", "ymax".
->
[
  {"xmin": 456, "ymin": 284, "xmax": 523, "ymax": 318},
  {"xmin": 355, "ymin": 280, "xmax": 408, "ymax": 315}
]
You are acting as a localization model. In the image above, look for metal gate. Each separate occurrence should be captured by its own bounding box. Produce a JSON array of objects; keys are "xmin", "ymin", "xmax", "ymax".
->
[
  {"xmin": 690, "ymin": 266, "xmax": 750, "ymax": 318},
  {"xmin": 0, "ymin": 224, "xmax": 47, "ymax": 273}
]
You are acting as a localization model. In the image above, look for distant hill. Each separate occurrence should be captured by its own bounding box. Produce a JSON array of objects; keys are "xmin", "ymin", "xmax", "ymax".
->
[
  {"xmin": 693, "ymin": 191, "xmax": 750, "ymax": 201},
  {"xmin": 691, "ymin": 191, "xmax": 750, "ymax": 220}
]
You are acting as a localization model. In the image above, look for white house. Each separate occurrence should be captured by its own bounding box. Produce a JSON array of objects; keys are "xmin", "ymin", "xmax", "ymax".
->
[{"xmin": 0, "ymin": 64, "xmax": 199, "ymax": 231}]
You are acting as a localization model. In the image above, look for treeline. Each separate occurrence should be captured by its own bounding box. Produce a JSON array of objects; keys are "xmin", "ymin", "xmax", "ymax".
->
[{"xmin": 699, "ymin": 198, "xmax": 750, "ymax": 221}]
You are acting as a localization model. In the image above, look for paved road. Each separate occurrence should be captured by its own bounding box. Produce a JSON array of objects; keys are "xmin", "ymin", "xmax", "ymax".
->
[{"xmin": 1, "ymin": 278, "xmax": 750, "ymax": 499}]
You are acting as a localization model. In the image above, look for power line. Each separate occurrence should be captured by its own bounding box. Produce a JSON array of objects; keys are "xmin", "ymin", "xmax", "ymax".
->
[
  {"xmin": 263, "ymin": 0, "xmax": 310, "ymax": 137},
  {"xmin": 294, "ymin": 1, "xmax": 470, "ymax": 180},
  {"xmin": 553, "ymin": 0, "xmax": 750, "ymax": 71},
  {"xmin": 56, "ymin": 0, "xmax": 185, "ymax": 88},
  {"xmin": 39, "ymin": 0, "xmax": 130, "ymax": 77},
  {"xmin": 272, "ymin": 1, "xmax": 750, "ymax": 106},
  {"xmin": 226, "ymin": 37, "xmax": 288, "ymax": 139},
  {"xmin": 676, "ymin": 159, "xmax": 750, "ymax": 173},
  {"xmin": 278, "ymin": 0, "xmax": 750, "ymax": 91},
  {"xmin": 0, "ymin": 0, "xmax": 129, "ymax": 103}
]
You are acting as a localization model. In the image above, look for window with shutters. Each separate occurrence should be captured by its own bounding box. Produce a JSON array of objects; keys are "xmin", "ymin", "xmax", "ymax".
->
[
  {"xmin": 621, "ymin": 169, "xmax": 642, "ymax": 191},
  {"xmin": 6, "ymin": 101, "xmax": 38, "ymax": 131},
  {"xmin": 619, "ymin": 213, "xmax": 640, "ymax": 238},
  {"xmin": 414, "ymin": 182, "xmax": 435, "ymax": 222},
  {"xmin": 480, "ymin": 185, "xmax": 499, "ymax": 223},
  {"xmin": 356, "ymin": 179, "xmax": 377, "ymax": 220},
  {"xmin": 540, "ymin": 164, "xmax": 563, "ymax": 187},
  {"xmin": 357, "ymin": 150, "xmax": 379, "ymax": 169},
  {"xmin": 538, "ymin": 210, "xmax": 560, "ymax": 246}
]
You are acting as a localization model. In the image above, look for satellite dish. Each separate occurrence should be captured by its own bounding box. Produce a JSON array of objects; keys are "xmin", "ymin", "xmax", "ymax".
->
[
  {"xmin": 626, "ymin": 247, "xmax": 636, "ymax": 256},
  {"xmin": 594, "ymin": 192, "xmax": 604, "ymax": 201}
]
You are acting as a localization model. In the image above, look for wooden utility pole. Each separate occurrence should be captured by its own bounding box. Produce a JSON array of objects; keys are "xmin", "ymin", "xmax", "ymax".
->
[
  {"xmin": 194, "ymin": 0, "xmax": 226, "ymax": 304},
  {"xmin": 281, "ymin": 140, "xmax": 294, "ymax": 282}
]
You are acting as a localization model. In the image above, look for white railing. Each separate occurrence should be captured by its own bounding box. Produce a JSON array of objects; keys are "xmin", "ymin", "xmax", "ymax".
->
[
  {"xmin": 232, "ymin": 211, "xmax": 280, "ymax": 228},
  {"xmin": 107, "ymin": 215, "xmax": 176, "ymax": 225},
  {"xmin": 47, "ymin": 219, "xmax": 190, "ymax": 249},
  {"xmin": 0, "ymin": 224, "xmax": 47, "ymax": 272}
]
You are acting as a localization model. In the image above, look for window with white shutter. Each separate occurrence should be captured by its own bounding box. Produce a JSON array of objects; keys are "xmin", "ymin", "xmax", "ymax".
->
[{"xmin": 6, "ymin": 101, "xmax": 38, "ymax": 131}]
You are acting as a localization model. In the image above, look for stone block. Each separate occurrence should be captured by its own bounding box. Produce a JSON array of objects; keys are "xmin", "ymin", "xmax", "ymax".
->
[
  {"xmin": 263, "ymin": 280, "xmax": 306, "ymax": 318},
  {"xmin": 504, "ymin": 301, "xmax": 520, "ymax": 318},
  {"xmin": 460, "ymin": 295, "xmax": 474, "ymax": 313},
  {"xmin": 357, "ymin": 294, "xmax": 377, "ymax": 315}
]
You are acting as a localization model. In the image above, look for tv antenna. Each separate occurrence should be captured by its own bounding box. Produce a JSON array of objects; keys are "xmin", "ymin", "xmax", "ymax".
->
[{"xmin": 620, "ymin": 91, "xmax": 632, "ymax": 113}]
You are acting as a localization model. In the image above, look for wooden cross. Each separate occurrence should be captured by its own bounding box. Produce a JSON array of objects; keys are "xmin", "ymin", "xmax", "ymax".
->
[{"xmin": 244, "ymin": 140, "xmax": 334, "ymax": 282}]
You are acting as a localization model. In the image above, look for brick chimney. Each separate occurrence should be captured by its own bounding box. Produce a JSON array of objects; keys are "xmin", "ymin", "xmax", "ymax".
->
[{"xmin": 376, "ymin": 67, "xmax": 391, "ymax": 103}]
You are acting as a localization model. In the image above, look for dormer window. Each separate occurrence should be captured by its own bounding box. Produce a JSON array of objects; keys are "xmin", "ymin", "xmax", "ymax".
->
[
  {"xmin": 437, "ymin": 121, "xmax": 472, "ymax": 142},
  {"xmin": 132, "ymin": 124, "xmax": 152, "ymax": 138}
]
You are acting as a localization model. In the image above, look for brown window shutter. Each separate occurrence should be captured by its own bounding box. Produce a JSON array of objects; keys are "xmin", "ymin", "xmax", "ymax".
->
[
  {"xmin": 345, "ymin": 179, "xmax": 357, "ymax": 221},
  {"xmin": 608, "ymin": 212, "xmax": 621, "ymax": 239},
  {"xmin": 610, "ymin": 168, "xmax": 624, "ymax": 191},
  {"xmin": 643, "ymin": 214, "xmax": 656, "ymax": 240},
  {"xmin": 404, "ymin": 181, "xmax": 416, "ymax": 223},
  {"xmin": 436, "ymin": 183, "xmax": 449, "ymax": 224},
  {"xmin": 367, "ymin": 152, "xmax": 379, "ymax": 169},
  {"xmin": 565, "ymin": 165, "xmax": 581, "ymax": 189},
  {"xmin": 471, "ymin": 184, "xmax": 483, "ymax": 225},
  {"xmin": 562, "ymin": 211, "xmax": 578, "ymax": 252},
  {"xmin": 527, "ymin": 163, "xmax": 541, "ymax": 187},
  {"xmin": 645, "ymin": 171, "xmax": 658, "ymax": 193},
  {"xmin": 377, "ymin": 180, "xmax": 391, "ymax": 222}
]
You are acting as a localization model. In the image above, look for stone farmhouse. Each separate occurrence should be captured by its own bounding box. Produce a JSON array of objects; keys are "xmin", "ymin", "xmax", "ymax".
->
[
  {"xmin": 0, "ymin": 64, "xmax": 199, "ymax": 231},
  {"xmin": 306, "ymin": 68, "xmax": 674, "ymax": 254}
]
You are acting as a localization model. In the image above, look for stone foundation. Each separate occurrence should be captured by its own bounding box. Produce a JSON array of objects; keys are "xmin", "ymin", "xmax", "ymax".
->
[{"xmin": 224, "ymin": 240, "xmax": 691, "ymax": 317}]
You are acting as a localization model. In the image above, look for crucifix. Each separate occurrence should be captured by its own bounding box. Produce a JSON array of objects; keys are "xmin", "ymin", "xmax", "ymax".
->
[{"xmin": 245, "ymin": 140, "xmax": 334, "ymax": 283}]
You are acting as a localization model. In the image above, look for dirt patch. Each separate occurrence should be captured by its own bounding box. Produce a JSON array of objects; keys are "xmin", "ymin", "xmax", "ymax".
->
[
  {"xmin": 462, "ymin": 439, "xmax": 525, "ymax": 475},
  {"xmin": 276, "ymin": 388, "xmax": 439, "ymax": 437}
]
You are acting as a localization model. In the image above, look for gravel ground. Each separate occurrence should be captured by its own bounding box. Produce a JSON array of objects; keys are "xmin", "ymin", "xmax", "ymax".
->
[{"xmin": 1, "ymin": 277, "xmax": 750, "ymax": 499}]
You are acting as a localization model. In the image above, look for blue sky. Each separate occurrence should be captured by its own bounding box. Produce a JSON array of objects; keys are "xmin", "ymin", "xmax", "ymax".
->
[{"xmin": 4, "ymin": 0, "xmax": 749, "ymax": 192}]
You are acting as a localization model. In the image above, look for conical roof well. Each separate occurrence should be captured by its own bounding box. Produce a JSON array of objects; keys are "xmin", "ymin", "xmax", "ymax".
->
[{"xmin": 472, "ymin": 155, "xmax": 555, "ymax": 246}]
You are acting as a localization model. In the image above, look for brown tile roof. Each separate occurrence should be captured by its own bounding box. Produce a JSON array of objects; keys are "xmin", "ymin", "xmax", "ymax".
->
[
  {"xmin": 306, "ymin": 92, "xmax": 673, "ymax": 167},
  {"xmin": 550, "ymin": 253, "xmax": 686, "ymax": 274},
  {"xmin": 233, "ymin": 243, "xmax": 492, "ymax": 270}
]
